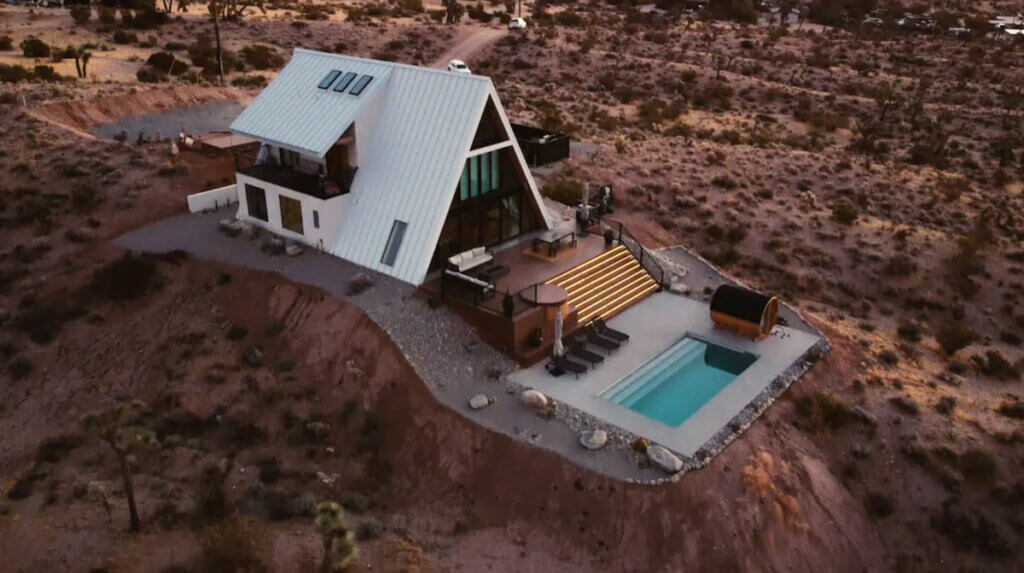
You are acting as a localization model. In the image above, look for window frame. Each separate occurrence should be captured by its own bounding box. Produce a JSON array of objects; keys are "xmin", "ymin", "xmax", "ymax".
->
[
  {"xmin": 245, "ymin": 184, "xmax": 268, "ymax": 222},
  {"xmin": 380, "ymin": 220, "xmax": 408, "ymax": 267}
]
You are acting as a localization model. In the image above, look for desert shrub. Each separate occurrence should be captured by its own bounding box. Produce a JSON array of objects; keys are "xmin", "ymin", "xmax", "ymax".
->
[
  {"xmin": 98, "ymin": 6, "xmax": 116, "ymax": 24},
  {"xmin": 554, "ymin": 10, "xmax": 583, "ymax": 26},
  {"xmin": 91, "ymin": 253, "xmax": 158, "ymax": 301},
  {"xmin": 709, "ymin": 0, "xmax": 757, "ymax": 23},
  {"xmin": 931, "ymin": 502, "xmax": 1012, "ymax": 556},
  {"xmin": 70, "ymin": 4, "xmax": 92, "ymax": 24},
  {"xmin": 136, "ymin": 66, "xmax": 167, "ymax": 83},
  {"xmin": 14, "ymin": 301, "xmax": 72, "ymax": 344},
  {"xmin": 795, "ymin": 392, "xmax": 853, "ymax": 433},
  {"xmin": 145, "ymin": 51, "xmax": 188, "ymax": 75},
  {"xmin": 958, "ymin": 448, "xmax": 998, "ymax": 483},
  {"xmin": 897, "ymin": 322, "xmax": 922, "ymax": 342},
  {"xmin": 831, "ymin": 201, "xmax": 858, "ymax": 225},
  {"xmin": 231, "ymin": 74, "xmax": 267, "ymax": 88},
  {"xmin": 9, "ymin": 356, "xmax": 33, "ymax": 380},
  {"xmin": 112, "ymin": 30, "xmax": 138, "ymax": 44},
  {"xmin": 35, "ymin": 434, "xmax": 83, "ymax": 464},
  {"xmin": 865, "ymin": 492, "xmax": 894, "ymax": 518},
  {"xmin": 0, "ymin": 64, "xmax": 32, "ymax": 83},
  {"xmin": 711, "ymin": 175, "xmax": 737, "ymax": 189},
  {"xmin": 972, "ymin": 350, "xmax": 1020, "ymax": 380},
  {"xmin": 20, "ymin": 37, "xmax": 51, "ymax": 58},
  {"xmin": 883, "ymin": 254, "xmax": 917, "ymax": 277},
  {"xmin": 0, "ymin": 35, "xmax": 12, "ymax": 51},
  {"xmin": 356, "ymin": 519, "xmax": 383, "ymax": 540},
  {"xmin": 240, "ymin": 44, "xmax": 283, "ymax": 70},
  {"xmin": 197, "ymin": 516, "xmax": 264, "ymax": 571},
  {"xmin": 32, "ymin": 65, "xmax": 59, "ymax": 82},
  {"xmin": 188, "ymin": 34, "xmax": 236, "ymax": 76},
  {"xmin": 935, "ymin": 320, "xmax": 975, "ymax": 356},
  {"xmin": 542, "ymin": 177, "xmax": 582, "ymax": 205},
  {"xmin": 196, "ymin": 461, "xmax": 234, "ymax": 521}
]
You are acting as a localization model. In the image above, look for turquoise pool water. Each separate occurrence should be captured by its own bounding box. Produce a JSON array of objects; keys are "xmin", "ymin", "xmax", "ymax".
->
[{"xmin": 600, "ymin": 336, "xmax": 758, "ymax": 427}]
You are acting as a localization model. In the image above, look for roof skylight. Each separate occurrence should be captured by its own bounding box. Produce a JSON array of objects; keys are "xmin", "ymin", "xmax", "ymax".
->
[
  {"xmin": 332, "ymin": 71, "xmax": 358, "ymax": 93},
  {"xmin": 349, "ymin": 75, "xmax": 373, "ymax": 96},
  {"xmin": 318, "ymin": 70, "xmax": 342, "ymax": 89}
]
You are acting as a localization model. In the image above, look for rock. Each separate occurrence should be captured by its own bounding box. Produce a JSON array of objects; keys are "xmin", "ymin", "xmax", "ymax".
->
[
  {"xmin": 285, "ymin": 243, "xmax": 303, "ymax": 257},
  {"xmin": 519, "ymin": 389, "xmax": 548, "ymax": 409},
  {"xmin": 218, "ymin": 218, "xmax": 235, "ymax": 233},
  {"xmin": 647, "ymin": 445, "xmax": 683, "ymax": 474},
  {"xmin": 668, "ymin": 281, "xmax": 691, "ymax": 295},
  {"xmin": 938, "ymin": 372, "xmax": 965, "ymax": 387},
  {"xmin": 935, "ymin": 396, "xmax": 956, "ymax": 416},
  {"xmin": 630, "ymin": 437, "xmax": 649, "ymax": 452},
  {"xmin": 889, "ymin": 395, "xmax": 920, "ymax": 416},
  {"xmin": 242, "ymin": 344, "xmax": 264, "ymax": 367},
  {"xmin": 468, "ymin": 394, "xmax": 491, "ymax": 410},
  {"xmin": 580, "ymin": 429, "xmax": 607, "ymax": 450},
  {"xmin": 851, "ymin": 406, "xmax": 877, "ymax": 426},
  {"xmin": 349, "ymin": 273, "xmax": 373, "ymax": 295},
  {"xmin": 262, "ymin": 237, "xmax": 286, "ymax": 255},
  {"xmin": 65, "ymin": 227, "xmax": 95, "ymax": 243}
]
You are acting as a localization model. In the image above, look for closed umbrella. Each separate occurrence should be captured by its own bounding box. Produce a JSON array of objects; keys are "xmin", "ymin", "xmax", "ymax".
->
[{"xmin": 553, "ymin": 310, "xmax": 565, "ymax": 357}]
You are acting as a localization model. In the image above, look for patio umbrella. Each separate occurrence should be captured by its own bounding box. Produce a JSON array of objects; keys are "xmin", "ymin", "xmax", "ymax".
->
[
  {"xmin": 553, "ymin": 310, "xmax": 565, "ymax": 357},
  {"xmin": 580, "ymin": 183, "xmax": 590, "ymax": 219}
]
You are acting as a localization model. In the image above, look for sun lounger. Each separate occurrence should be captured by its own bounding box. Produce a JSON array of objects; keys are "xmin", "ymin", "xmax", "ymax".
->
[
  {"xmin": 593, "ymin": 317, "xmax": 629, "ymax": 342},
  {"xmin": 583, "ymin": 325, "xmax": 619, "ymax": 352},
  {"xmin": 547, "ymin": 354, "xmax": 587, "ymax": 379},
  {"xmin": 566, "ymin": 339, "xmax": 604, "ymax": 366}
]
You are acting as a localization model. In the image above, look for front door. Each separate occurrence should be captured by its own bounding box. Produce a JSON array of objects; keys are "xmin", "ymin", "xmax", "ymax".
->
[{"xmin": 279, "ymin": 196, "xmax": 304, "ymax": 235}]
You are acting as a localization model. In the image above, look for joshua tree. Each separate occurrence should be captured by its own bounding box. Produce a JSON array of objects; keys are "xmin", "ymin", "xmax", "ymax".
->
[
  {"xmin": 314, "ymin": 502, "xmax": 357, "ymax": 572},
  {"xmin": 82, "ymin": 401, "xmax": 156, "ymax": 533},
  {"xmin": 442, "ymin": 0, "xmax": 464, "ymax": 24},
  {"xmin": 67, "ymin": 45, "xmax": 92, "ymax": 79},
  {"xmin": 208, "ymin": 0, "xmax": 225, "ymax": 86}
]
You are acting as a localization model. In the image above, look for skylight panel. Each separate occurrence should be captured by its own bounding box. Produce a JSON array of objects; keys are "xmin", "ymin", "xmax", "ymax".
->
[
  {"xmin": 332, "ymin": 71, "xmax": 357, "ymax": 93},
  {"xmin": 318, "ymin": 70, "xmax": 342, "ymax": 89},
  {"xmin": 349, "ymin": 75, "xmax": 373, "ymax": 96}
]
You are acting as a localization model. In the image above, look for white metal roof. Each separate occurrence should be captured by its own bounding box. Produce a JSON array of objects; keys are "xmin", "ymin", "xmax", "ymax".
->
[
  {"xmin": 232, "ymin": 50, "xmax": 553, "ymax": 285},
  {"xmin": 229, "ymin": 50, "xmax": 393, "ymax": 157}
]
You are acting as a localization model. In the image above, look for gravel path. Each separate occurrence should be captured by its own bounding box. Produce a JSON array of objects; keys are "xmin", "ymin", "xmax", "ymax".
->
[{"xmin": 117, "ymin": 211, "xmax": 666, "ymax": 482}]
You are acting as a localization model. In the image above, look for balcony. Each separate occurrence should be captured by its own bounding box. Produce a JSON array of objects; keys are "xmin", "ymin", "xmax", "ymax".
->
[{"xmin": 234, "ymin": 153, "xmax": 356, "ymax": 200}]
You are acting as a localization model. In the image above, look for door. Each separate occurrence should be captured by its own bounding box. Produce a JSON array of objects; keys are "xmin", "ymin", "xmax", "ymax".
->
[{"xmin": 279, "ymin": 195, "xmax": 304, "ymax": 235}]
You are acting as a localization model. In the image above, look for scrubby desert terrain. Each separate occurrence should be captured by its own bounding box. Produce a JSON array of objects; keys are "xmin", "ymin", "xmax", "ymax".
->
[{"xmin": 0, "ymin": 0, "xmax": 1022, "ymax": 571}]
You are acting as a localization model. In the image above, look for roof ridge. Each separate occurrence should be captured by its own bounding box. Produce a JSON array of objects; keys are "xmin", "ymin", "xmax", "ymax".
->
[{"xmin": 292, "ymin": 48, "xmax": 492, "ymax": 83}]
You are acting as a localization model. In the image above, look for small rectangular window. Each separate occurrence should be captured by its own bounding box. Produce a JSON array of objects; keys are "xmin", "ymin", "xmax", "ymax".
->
[
  {"xmin": 318, "ymin": 70, "xmax": 342, "ymax": 89},
  {"xmin": 333, "ymin": 71, "xmax": 357, "ymax": 93},
  {"xmin": 313, "ymin": 210, "xmax": 320, "ymax": 229},
  {"xmin": 245, "ymin": 184, "xmax": 268, "ymax": 221},
  {"xmin": 280, "ymin": 148, "xmax": 300, "ymax": 168},
  {"xmin": 381, "ymin": 220, "xmax": 408, "ymax": 267},
  {"xmin": 490, "ymin": 150, "xmax": 500, "ymax": 190},
  {"xmin": 349, "ymin": 75, "xmax": 373, "ymax": 95}
]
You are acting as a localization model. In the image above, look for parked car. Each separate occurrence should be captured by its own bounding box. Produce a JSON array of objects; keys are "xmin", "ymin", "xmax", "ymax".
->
[
  {"xmin": 508, "ymin": 17, "xmax": 527, "ymax": 31},
  {"xmin": 447, "ymin": 59, "xmax": 471, "ymax": 74}
]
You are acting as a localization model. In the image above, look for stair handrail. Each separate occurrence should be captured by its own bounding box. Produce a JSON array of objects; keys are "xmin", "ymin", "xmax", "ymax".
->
[{"xmin": 601, "ymin": 218, "xmax": 666, "ymax": 287}]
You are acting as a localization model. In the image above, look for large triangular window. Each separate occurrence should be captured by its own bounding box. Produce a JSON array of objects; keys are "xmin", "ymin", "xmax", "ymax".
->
[{"xmin": 470, "ymin": 98, "xmax": 509, "ymax": 150}]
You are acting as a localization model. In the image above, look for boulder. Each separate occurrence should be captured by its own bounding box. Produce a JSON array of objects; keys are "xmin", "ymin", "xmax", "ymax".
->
[
  {"xmin": 285, "ymin": 243, "xmax": 303, "ymax": 257},
  {"xmin": 647, "ymin": 444, "xmax": 683, "ymax": 474},
  {"xmin": 262, "ymin": 237, "xmax": 286, "ymax": 255},
  {"xmin": 349, "ymin": 273, "xmax": 373, "ymax": 295},
  {"xmin": 580, "ymin": 429, "xmax": 607, "ymax": 450},
  {"xmin": 519, "ymin": 389, "xmax": 548, "ymax": 409},
  {"xmin": 468, "ymin": 394, "xmax": 491, "ymax": 410}
]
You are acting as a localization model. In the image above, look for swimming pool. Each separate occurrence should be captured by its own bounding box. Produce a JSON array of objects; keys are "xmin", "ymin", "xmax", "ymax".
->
[{"xmin": 599, "ymin": 335, "xmax": 758, "ymax": 427}]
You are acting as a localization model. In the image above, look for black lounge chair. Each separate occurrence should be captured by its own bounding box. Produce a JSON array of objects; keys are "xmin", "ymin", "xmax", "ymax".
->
[
  {"xmin": 547, "ymin": 353, "xmax": 587, "ymax": 379},
  {"xmin": 593, "ymin": 317, "xmax": 629, "ymax": 342},
  {"xmin": 566, "ymin": 339, "xmax": 604, "ymax": 367},
  {"xmin": 583, "ymin": 325, "xmax": 619, "ymax": 352}
]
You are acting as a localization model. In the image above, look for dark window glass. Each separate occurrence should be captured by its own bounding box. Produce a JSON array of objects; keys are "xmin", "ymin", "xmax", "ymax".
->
[
  {"xmin": 318, "ymin": 70, "xmax": 342, "ymax": 89},
  {"xmin": 279, "ymin": 195, "xmax": 304, "ymax": 235},
  {"xmin": 349, "ymin": 75, "xmax": 373, "ymax": 95},
  {"xmin": 280, "ymin": 148, "xmax": 300, "ymax": 168},
  {"xmin": 333, "ymin": 72, "xmax": 357, "ymax": 93},
  {"xmin": 245, "ymin": 184, "xmax": 268, "ymax": 221},
  {"xmin": 381, "ymin": 220, "xmax": 408, "ymax": 266},
  {"xmin": 313, "ymin": 210, "xmax": 320, "ymax": 229}
]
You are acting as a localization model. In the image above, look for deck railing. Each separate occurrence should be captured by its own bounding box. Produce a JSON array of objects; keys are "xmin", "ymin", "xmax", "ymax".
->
[
  {"xmin": 603, "ymin": 218, "xmax": 667, "ymax": 287},
  {"xmin": 233, "ymin": 152, "xmax": 357, "ymax": 200}
]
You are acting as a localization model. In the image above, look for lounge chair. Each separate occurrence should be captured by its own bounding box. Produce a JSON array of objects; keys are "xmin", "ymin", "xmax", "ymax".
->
[
  {"xmin": 583, "ymin": 325, "xmax": 619, "ymax": 352},
  {"xmin": 566, "ymin": 339, "xmax": 604, "ymax": 366},
  {"xmin": 547, "ymin": 354, "xmax": 587, "ymax": 379},
  {"xmin": 593, "ymin": 317, "xmax": 629, "ymax": 342}
]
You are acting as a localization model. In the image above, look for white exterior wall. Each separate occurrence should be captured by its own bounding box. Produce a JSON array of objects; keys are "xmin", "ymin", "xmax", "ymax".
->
[
  {"xmin": 187, "ymin": 184, "xmax": 238, "ymax": 213},
  {"xmin": 235, "ymin": 172, "xmax": 348, "ymax": 252}
]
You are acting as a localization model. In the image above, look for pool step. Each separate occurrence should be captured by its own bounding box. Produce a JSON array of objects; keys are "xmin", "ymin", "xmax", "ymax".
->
[
  {"xmin": 603, "ymin": 338, "xmax": 706, "ymax": 405},
  {"xmin": 546, "ymin": 244, "xmax": 658, "ymax": 323}
]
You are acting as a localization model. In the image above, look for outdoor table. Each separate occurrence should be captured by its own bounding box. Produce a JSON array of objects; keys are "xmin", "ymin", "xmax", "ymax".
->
[{"xmin": 531, "ymin": 228, "xmax": 577, "ymax": 257}]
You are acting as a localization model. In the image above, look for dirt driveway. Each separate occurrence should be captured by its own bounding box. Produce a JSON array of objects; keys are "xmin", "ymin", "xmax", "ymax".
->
[{"xmin": 430, "ymin": 27, "xmax": 505, "ymax": 69}]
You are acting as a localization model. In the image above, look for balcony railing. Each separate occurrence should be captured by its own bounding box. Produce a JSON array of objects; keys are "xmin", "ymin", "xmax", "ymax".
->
[{"xmin": 234, "ymin": 153, "xmax": 357, "ymax": 200}]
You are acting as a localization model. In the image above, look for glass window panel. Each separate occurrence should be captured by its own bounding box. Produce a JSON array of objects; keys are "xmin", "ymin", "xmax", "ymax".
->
[
  {"xmin": 480, "ymin": 153, "xmax": 490, "ymax": 195},
  {"xmin": 490, "ymin": 150, "xmax": 500, "ymax": 191},
  {"xmin": 333, "ymin": 72, "xmax": 357, "ymax": 93},
  {"xmin": 381, "ymin": 220, "xmax": 408, "ymax": 266},
  {"xmin": 318, "ymin": 70, "xmax": 341, "ymax": 89},
  {"xmin": 459, "ymin": 162, "xmax": 469, "ymax": 201},
  {"xmin": 349, "ymin": 75, "xmax": 373, "ymax": 95},
  {"xmin": 469, "ymin": 156, "xmax": 479, "ymax": 198}
]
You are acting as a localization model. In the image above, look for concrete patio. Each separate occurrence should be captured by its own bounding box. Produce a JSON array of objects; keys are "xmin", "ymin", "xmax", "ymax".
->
[{"xmin": 508, "ymin": 291, "xmax": 822, "ymax": 457}]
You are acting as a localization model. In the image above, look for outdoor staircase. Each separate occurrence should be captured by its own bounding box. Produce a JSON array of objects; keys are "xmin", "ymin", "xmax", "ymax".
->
[{"xmin": 545, "ymin": 244, "xmax": 659, "ymax": 323}]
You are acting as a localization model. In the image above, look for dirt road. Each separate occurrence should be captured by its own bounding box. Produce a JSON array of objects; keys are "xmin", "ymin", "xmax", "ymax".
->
[{"xmin": 430, "ymin": 27, "xmax": 505, "ymax": 69}]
